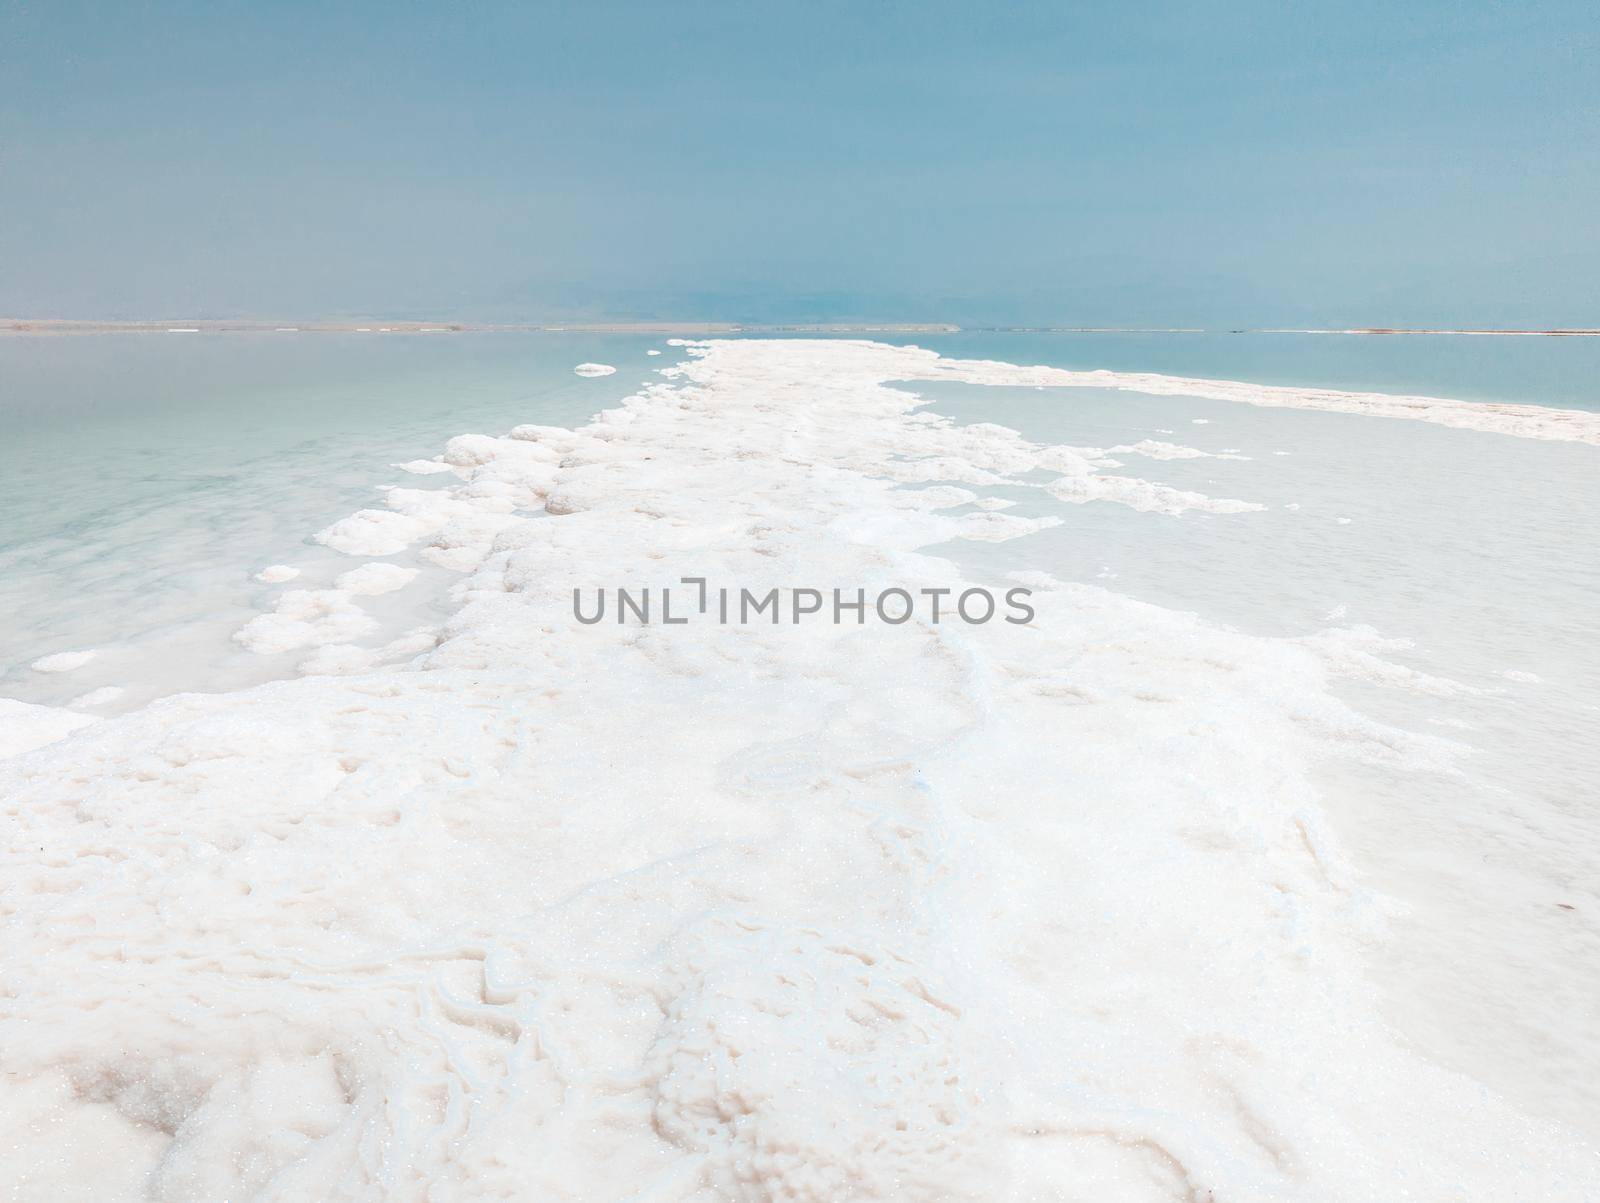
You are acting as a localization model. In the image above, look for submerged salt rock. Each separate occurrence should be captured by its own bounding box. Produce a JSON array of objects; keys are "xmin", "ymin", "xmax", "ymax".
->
[
  {"xmin": 953, "ymin": 511, "xmax": 1062, "ymax": 542},
  {"xmin": 314, "ymin": 509, "xmax": 430, "ymax": 557},
  {"xmin": 393, "ymin": 458, "xmax": 455, "ymax": 475},
  {"xmin": 255, "ymin": 565, "xmax": 300, "ymax": 583},
  {"xmin": 233, "ymin": 590, "xmax": 378, "ymax": 654},
  {"xmin": 573, "ymin": 362, "xmax": 617, "ymax": 377},
  {"xmin": 1045, "ymin": 474, "xmax": 1266, "ymax": 516},
  {"xmin": 30, "ymin": 649, "xmax": 97, "ymax": 673},
  {"xmin": 1108, "ymin": 439, "xmax": 1210, "ymax": 460},
  {"xmin": 334, "ymin": 563, "xmax": 418, "ymax": 596},
  {"xmin": 69, "ymin": 686, "xmax": 125, "ymax": 709}
]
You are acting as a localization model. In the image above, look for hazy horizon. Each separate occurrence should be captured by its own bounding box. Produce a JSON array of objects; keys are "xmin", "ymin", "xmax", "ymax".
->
[{"xmin": 4, "ymin": 1, "xmax": 1597, "ymax": 328}]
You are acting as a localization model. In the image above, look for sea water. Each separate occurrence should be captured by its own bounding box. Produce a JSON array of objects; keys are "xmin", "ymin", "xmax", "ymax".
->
[
  {"xmin": 0, "ymin": 334, "xmax": 649, "ymax": 709},
  {"xmin": 5, "ymin": 331, "xmax": 1598, "ymax": 714}
]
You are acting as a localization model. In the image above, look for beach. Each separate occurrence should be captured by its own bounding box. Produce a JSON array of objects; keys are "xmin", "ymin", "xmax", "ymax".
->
[{"xmin": 2, "ymin": 338, "xmax": 1597, "ymax": 1199}]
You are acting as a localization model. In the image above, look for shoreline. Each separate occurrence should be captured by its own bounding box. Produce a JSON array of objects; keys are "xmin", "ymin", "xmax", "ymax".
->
[
  {"xmin": 4, "ymin": 318, "xmax": 1598, "ymax": 337},
  {"xmin": 4, "ymin": 338, "xmax": 1595, "ymax": 1196},
  {"xmin": 0, "ymin": 319, "xmax": 962, "ymax": 337}
]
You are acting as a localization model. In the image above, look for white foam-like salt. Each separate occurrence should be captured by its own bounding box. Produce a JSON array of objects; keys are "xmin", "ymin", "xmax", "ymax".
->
[
  {"xmin": 0, "ymin": 697, "xmax": 95, "ymax": 759},
  {"xmin": 918, "ymin": 352, "xmax": 1600, "ymax": 444},
  {"xmin": 334, "ymin": 562, "xmax": 418, "ymax": 596},
  {"xmin": 1046, "ymin": 473, "xmax": 1266, "ymax": 515},
  {"xmin": 314, "ymin": 508, "xmax": 431, "ymax": 556},
  {"xmin": 254, "ymin": 564, "xmax": 300, "ymax": 583},
  {"xmin": 231, "ymin": 588, "xmax": 378, "ymax": 654},
  {"xmin": 1107, "ymin": 438, "xmax": 1211, "ymax": 459},
  {"xmin": 392, "ymin": 458, "xmax": 456, "ymax": 475},
  {"xmin": 68, "ymin": 686, "xmax": 126, "ymax": 709},
  {"xmin": 2, "ymin": 339, "xmax": 1596, "ymax": 1199},
  {"xmin": 574, "ymin": 362, "xmax": 618, "ymax": 377},
  {"xmin": 29, "ymin": 649, "xmax": 97, "ymax": 673}
]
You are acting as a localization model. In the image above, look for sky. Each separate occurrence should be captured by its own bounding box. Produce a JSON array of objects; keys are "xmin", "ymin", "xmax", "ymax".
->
[{"xmin": 2, "ymin": 0, "xmax": 1597, "ymax": 327}]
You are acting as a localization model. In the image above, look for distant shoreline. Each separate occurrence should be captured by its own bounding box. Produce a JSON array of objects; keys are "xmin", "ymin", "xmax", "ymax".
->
[
  {"xmin": 0, "ymin": 319, "xmax": 961, "ymax": 337},
  {"xmin": 2, "ymin": 319, "xmax": 1596, "ymax": 337}
]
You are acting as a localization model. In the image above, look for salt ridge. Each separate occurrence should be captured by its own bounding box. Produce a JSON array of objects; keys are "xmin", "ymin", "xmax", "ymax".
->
[
  {"xmin": 1, "ymin": 339, "xmax": 1596, "ymax": 1199},
  {"xmin": 899, "ymin": 347, "xmax": 1600, "ymax": 444}
]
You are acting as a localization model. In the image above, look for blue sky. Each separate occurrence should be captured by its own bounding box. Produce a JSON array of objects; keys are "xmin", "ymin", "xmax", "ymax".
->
[{"xmin": 3, "ymin": 0, "xmax": 1596, "ymax": 325}]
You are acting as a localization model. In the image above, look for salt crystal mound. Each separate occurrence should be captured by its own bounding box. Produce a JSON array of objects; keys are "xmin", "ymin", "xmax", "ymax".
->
[
  {"xmin": 29, "ymin": 649, "xmax": 97, "ymax": 673},
  {"xmin": 68, "ymin": 685, "xmax": 126, "ymax": 709},
  {"xmin": 1106, "ymin": 438, "xmax": 1251, "ymax": 461},
  {"xmin": 334, "ymin": 562, "xmax": 418, "ymax": 596},
  {"xmin": 574, "ymin": 362, "xmax": 618, "ymax": 377},
  {"xmin": 232, "ymin": 587, "xmax": 380, "ymax": 655},
  {"xmin": 0, "ymin": 697, "xmax": 93, "ymax": 759},
  {"xmin": 3, "ymin": 339, "xmax": 1597, "ymax": 1199},
  {"xmin": 254, "ymin": 564, "xmax": 300, "ymax": 583}
]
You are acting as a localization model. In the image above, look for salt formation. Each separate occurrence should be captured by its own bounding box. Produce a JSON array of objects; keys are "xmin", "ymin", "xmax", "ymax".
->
[
  {"xmin": 334, "ymin": 562, "xmax": 418, "ymax": 596},
  {"xmin": 254, "ymin": 564, "xmax": 300, "ymax": 583},
  {"xmin": 393, "ymin": 458, "xmax": 455, "ymax": 475},
  {"xmin": 0, "ymin": 698, "xmax": 93, "ymax": 758},
  {"xmin": 232, "ymin": 588, "xmax": 378, "ymax": 654},
  {"xmin": 574, "ymin": 362, "xmax": 618, "ymax": 377},
  {"xmin": 28, "ymin": 649, "xmax": 97, "ymax": 673},
  {"xmin": 2, "ymin": 340, "xmax": 1597, "ymax": 1200},
  {"xmin": 906, "ymin": 353, "xmax": 1600, "ymax": 444},
  {"xmin": 68, "ymin": 686, "xmax": 125, "ymax": 709}
]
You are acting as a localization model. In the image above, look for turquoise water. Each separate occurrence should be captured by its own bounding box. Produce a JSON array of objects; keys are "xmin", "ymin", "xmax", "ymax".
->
[
  {"xmin": 912, "ymin": 331, "xmax": 1600, "ymax": 411},
  {"xmin": 0, "ymin": 334, "xmax": 658, "ymax": 705},
  {"xmin": 2, "ymin": 329, "xmax": 1597, "ymax": 712}
]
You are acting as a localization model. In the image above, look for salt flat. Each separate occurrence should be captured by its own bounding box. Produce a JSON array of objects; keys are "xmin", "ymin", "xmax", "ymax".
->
[{"xmin": 1, "ymin": 339, "xmax": 1597, "ymax": 1199}]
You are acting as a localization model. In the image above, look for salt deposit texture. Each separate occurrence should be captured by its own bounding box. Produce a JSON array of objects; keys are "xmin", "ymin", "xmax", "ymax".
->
[{"xmin": 2, "ymin": 339, "xmax": 1598, "ymax": 1200}]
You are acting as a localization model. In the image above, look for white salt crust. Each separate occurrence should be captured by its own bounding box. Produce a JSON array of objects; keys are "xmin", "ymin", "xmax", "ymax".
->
[
  {"xmin": 2, "ymin": 340, "xmax": 1597, "ymax": 1200},
  {"xmin": 334, "ymin": 562, "xmax": 418, "ymax": 597},
  {"xmin": 68, "ymin": 686, "xmax": 126, "ymax": 709},
  {"xmin": 393, "ymin": 458, "xmax": 455, "ymax": 475},
  {"xmin": 899, "ymin": 349, "xmax": 1600, "ymax": 444},
  {"xmin": 28, "ymin": 649, "xmax": 97, "ymax": 673},
  {"xmin": 0, "ymin": 698, "xmax": 93, "ymax": 758}
]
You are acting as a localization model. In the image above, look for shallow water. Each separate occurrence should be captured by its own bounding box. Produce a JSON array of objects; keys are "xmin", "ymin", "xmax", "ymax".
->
[
  {"xmin": 917, "ymin": 330, "xmax": 1600, "ymax": 411},
  {"xmin": 5, "ymin": 331, "xmax": 1599, "ymax": 713},
  {"xmin": 0, "ymin": 334, "xmax": 653, "ymax": 707}
]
